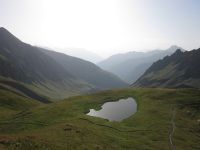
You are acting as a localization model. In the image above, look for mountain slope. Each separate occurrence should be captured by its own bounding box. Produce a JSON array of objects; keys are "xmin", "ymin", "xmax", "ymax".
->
[
  {"xmin": 133, "ymin": 49, "xmax": 200, "ymax": 88},
  {"xmin": 0, "ymin": 27, "xmax": 93, "ymax": 100},
  {"xmin": 98, "ymin": 46, "xmax": 185, "ymax": 83},
  {"xmin": 0, "ymin": 27, "xmax": 127, "ymax": 100},
  {"xmin": 0, "ymin": 27, "xmax": 75, "ymax": 83},
  {"xmin": 0, "ymin": 88, "xmax": 41, "ymax": 112},
  {"xmin": 40, "ymin": 48, "xmax": 128, "ymax": 89}
]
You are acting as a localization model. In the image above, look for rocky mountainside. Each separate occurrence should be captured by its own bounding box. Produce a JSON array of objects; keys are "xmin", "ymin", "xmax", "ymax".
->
[{"xmin": 133, "ymin": 49, "xmax": 200, "ymax": 88}]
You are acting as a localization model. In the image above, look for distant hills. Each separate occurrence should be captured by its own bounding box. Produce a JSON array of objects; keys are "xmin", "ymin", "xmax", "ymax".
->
[
  {"xmin": 133, "ymin": 49, "xmax": 200, "ymax": 88},
  {"xmin": 40, "ymin": 48, "xmax": 127, "ymax": 89},
  {"xmin": 98, "ymin": 46, "xmax": 185, "ymax": 83},
  {"xmin": 58, "ymin": 48, "xmax": 103, "ymax": 63},
  {"xmin": 1, "ymin": 26, "xmax": 198, "ymax": 103},
  {"xmin": 0, "ymin": 27, "xmax": 127, "ymax": 101},
  {"xmin": 42, "ymin": 47, "xmax": 103, "ymax": 63}
]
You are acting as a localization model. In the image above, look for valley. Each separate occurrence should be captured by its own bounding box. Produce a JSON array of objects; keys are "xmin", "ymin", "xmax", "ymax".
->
[
  {"xmin": 98, "ymin": 46, "xmax": 185, "ymax": 84},
  {"xmin": 0, "ymin": 28, "xmax": 200, "ymax": 150},
  {"xmin": 0, "ymin": 27, "xmax": 127, "ymax": 101}
]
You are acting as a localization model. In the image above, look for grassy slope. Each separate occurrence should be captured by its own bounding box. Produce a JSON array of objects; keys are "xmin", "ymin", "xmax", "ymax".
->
[
  {"xmin": 0, "ymin": 89, "xmax": 41, "ymax": 127},
  {"xmin": 0, "ymin": 88, "xmax": 200, "ymax": 150},
  {"xmin": 0, "ymin": 76, "xmax": 88, "ymax": 101}
]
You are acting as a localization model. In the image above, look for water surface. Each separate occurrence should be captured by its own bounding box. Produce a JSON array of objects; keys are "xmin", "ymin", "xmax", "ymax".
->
[{"xmin": 87, "ymin": 97, "xmax": 137, "ymax": 121}]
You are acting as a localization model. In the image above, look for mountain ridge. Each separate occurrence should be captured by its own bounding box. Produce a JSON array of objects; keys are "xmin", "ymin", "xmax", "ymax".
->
[
  {"xmin": 98, "ymin": 45, "xmax": 185, "ymax": 83},
  {"xmin": 0, "ymin": 28, "xmax": 127, "ymax": 100},
  {"xmin": 40, "ymin": 48, "xmax": 128, "ymax": 89},
  {"xmin": 133, "ymin": 48, "xmax": 200, "ymax": 88}
]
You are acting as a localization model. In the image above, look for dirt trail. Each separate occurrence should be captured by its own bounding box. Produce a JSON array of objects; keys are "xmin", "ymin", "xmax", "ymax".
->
[{"xmin": 169, "ymin": 108, "xmax": 176, "ymax": 150}]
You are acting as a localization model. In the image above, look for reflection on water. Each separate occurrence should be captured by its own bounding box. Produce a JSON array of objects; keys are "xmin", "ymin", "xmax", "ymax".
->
[{"xmin": 87, "ymin": 97, "xmax": 137, "ymax": 121}]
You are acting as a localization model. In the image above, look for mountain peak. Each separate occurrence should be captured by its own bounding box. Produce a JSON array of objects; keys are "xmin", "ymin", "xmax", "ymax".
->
[
  {"xmin": 167, "ymin": 45, "xmax": 184, "ymax": 51},
  {"xmin": 173, "ymin": 49, "xmax": 183, "ymax": 55},
  {"xmin": 0, "ymin": 27, "xmax": 10, "ymax": 34},
  {"xmin": 169, "ymin": 45, "xmax": 179, "ymax": 49},
  {"xmin": 0, "ymin": 27, "xmax": 6, "ymax": 30},
  {"xmin": 0, "ymin": 27, "xmax": 21, "ymax": 44}
]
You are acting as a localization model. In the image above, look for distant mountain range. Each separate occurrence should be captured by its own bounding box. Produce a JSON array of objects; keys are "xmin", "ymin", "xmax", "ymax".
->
[
  {"xmin": 0, "ymin": 27, "xmax": 127, "ymax": 101},
  {"xmin": 133, "ymin": 49, "xmax": 200, "ymax": 88},
  {"xmin": 1, "ymin": 26, "xmax": 198, "ymax": 103},
  {"xmin": 98, "ymin": 46, "xmax": 185, "ymax": 84},
  {"xmin": 40, "ymin": 48, "xmax": 127, "ymax": 89},
  {"xmin": 64, "ymin": 48, "xmax": 103, "ymax": 63},
  {"xmin": 44, "ymin": 47, "xmax": 103, "ymax": 63}
]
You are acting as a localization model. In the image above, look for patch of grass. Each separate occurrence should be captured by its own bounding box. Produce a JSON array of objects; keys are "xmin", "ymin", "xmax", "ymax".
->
[
  {"xmin": 0, "ymin": 88, "xmax": 200, "ymax": 149},
  {"xmin": 0, "ymin": 89, "xmax": 40, "ymax": 111}
]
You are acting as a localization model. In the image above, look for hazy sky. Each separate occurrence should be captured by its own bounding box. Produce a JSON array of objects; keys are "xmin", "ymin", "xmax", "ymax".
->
[{"xmin": 0, "ymin": 0, "xmax": 200, "ymax": 57}]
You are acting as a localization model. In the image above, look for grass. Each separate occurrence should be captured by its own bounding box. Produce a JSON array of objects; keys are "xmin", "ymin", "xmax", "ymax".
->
[{"xmin": 0, "ymin": 88, "xmax": 200, "ymax": 149}]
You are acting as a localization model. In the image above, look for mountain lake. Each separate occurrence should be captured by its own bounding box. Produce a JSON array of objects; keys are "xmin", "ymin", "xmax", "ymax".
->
[{"xmin": 87, "ymin": 97, "xmax": 137, "ymax": 121}]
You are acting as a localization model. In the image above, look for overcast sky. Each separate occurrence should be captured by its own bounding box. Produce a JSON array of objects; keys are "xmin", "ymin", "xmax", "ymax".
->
[{"xmin": 0, "ymin": 0, "xmax": 200, "ymax": 57}]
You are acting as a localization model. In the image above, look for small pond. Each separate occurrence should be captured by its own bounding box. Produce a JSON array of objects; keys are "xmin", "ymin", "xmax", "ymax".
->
[{"xmin": 87, "ymin": 97, "xmax": 137, "ymax": 121}]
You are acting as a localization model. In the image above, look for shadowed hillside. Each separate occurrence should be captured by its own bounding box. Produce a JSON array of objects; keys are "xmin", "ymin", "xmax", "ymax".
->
[
  {"xmin": 40, "ymin": 48, "xmax": 128, "ymax": 89},
  {"xmin": 133, "ymin": 48, "xmax": 200, "ymax": 88},
  {"xmin": 0, "ymin": 27, "xmax": 95, "ymax": 100},
  {"xmin": 0, "ymin": 27, "xmax": 127, "ymax": 100}
]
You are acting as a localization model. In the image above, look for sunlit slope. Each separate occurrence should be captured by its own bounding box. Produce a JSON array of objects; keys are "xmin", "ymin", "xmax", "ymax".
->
[
  {"xmin": 0, "ymin": 88, "xmax": 41, "ymax": 121},
  {"xmin": 0, "ymin": 88, "xmax": 199, "ymax": 149}
]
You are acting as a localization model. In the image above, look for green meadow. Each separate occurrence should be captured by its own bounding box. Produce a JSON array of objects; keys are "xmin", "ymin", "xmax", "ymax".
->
[{"xmin": 0, "ymin": 88, "xmax": 200, "ymax": 150}]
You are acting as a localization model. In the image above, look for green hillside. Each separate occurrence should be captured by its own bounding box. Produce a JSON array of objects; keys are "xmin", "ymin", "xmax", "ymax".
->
[
  {"xmin": 0, "ymin": 89, "xmax": 41, "ymax": 122},
  {"xmin": 0, "ymin": 88, "xmax": 199, "ymax": 150}
]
